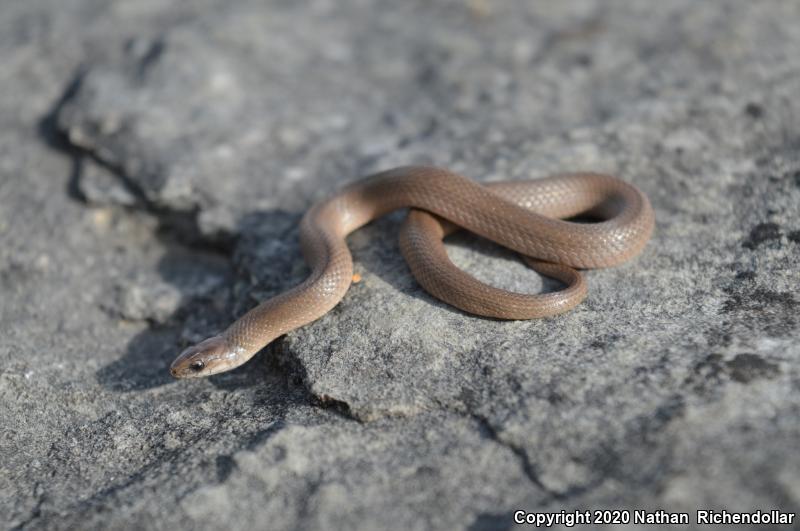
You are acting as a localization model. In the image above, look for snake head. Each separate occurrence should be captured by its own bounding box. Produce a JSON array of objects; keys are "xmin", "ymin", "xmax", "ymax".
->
[{"xmin": 170, "ymin": 335, "xmax": 239, "ymax": 379}]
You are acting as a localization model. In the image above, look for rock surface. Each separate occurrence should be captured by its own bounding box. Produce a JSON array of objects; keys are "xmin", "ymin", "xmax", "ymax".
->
[{"xmin": 2, "ymin": 0, "xmax": 799, "ymax": 529}]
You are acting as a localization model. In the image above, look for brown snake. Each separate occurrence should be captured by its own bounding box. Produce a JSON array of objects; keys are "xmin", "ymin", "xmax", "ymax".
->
[{"xmin": 170, "ymin": 166, "xmax": 654, "ymax": 378}]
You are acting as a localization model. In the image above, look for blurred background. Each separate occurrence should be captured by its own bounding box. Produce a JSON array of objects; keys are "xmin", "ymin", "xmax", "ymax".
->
[{"xmin": 2, "ymin": 1, "xmax": 799, "ymax": 529}]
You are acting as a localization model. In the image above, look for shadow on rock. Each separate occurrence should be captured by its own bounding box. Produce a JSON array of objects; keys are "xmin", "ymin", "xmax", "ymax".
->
[
  {"xmin": 95, "ymin": 243, "xmax": 239, "ymax": 391},
  {"xmin": 354, "ymin": 212, "xmax": 566, "ymax": 317},
  {"xmin": 96, "ymin": 210, "xmax": 307, "ymax": 392},
  {"xmin": 96, "ymin": 326, "xmax": 179, "ymax": 391}
]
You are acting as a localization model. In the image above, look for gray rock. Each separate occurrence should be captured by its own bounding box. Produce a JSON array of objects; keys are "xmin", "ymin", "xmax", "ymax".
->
[
  {"xmin": 1, "ymin": 0, "xmax": 799, "ymax": 530},
  {"xmin": 106, "ymin": 251, "xmax": 229, "ymax": 323},
  {"xmin": 77, "ymin": 158, "xmax": 140, "ymax": 207}
]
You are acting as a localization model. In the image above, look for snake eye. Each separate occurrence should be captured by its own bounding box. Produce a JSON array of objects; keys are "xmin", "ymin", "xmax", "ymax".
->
[{"xmin": 190, "ymin": 360, "xmax": 205, "ymax": 372}]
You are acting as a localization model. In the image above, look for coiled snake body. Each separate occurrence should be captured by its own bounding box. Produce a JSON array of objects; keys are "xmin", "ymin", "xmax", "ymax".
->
[{"xmin": 170, "ymin": 166, "xmax": 654, "ymax": 378}]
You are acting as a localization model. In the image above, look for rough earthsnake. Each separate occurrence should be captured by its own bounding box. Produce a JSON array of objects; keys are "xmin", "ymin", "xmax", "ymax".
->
[{"xmin": 170, "ymin": 166, "xmax": 654, "ymax": 378}]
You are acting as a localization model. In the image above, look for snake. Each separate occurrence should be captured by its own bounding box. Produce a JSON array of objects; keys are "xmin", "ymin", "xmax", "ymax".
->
[{"xmin": 170, "ymin": 166, "xmax": 654, "ymax": 378}]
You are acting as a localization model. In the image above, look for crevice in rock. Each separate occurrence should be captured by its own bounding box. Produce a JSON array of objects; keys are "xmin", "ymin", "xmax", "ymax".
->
[
  {"xmin": 271, "ymin": 339, "xmax": 363, "ymax": 423},
  {"xmin": 311, "ymin": 393, "xmax": 359, "ymax": 422},
  {"xmin": 41, "ymin": 66, "xmax": 236, "ymax": 254},
  {"xmin": 128, "ymin": 36, "xmax": 166, "ymax": 82},
  {"xmin": 470, "ymin": 414, "xmax": 561, "ymax": 500},
  {"xmin": 10, "ymin": 488, "xmax": 46, "ymax": 531},
  {"xmin": 29, "ymin": 410, "xmax": 292, "ymax": 526},
  {"xmin": 470, "ymin": 413, "xmax": 608, "ymax": 505},
  {"xmin": 37, "ymin": 67, "xmax": 88, "ymax": 204}
]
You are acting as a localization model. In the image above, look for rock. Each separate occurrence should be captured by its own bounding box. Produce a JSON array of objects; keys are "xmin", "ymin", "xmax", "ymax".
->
[
  {"xmin": 2, "ymin": 0, "xmax": 799, "ymax": 529},
  {"xmin": 77, "ymin": 158, "xmax": 140, "ymax": 207},
  {"xmin": 107, "ymin": 252, "xmax": 229, "ymax": 323}
]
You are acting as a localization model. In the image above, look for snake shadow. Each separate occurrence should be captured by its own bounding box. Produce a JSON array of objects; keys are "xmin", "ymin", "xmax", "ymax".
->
[{"xmin": 353, "ymin": 212, "xmax": 566, "ymax": 316}]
